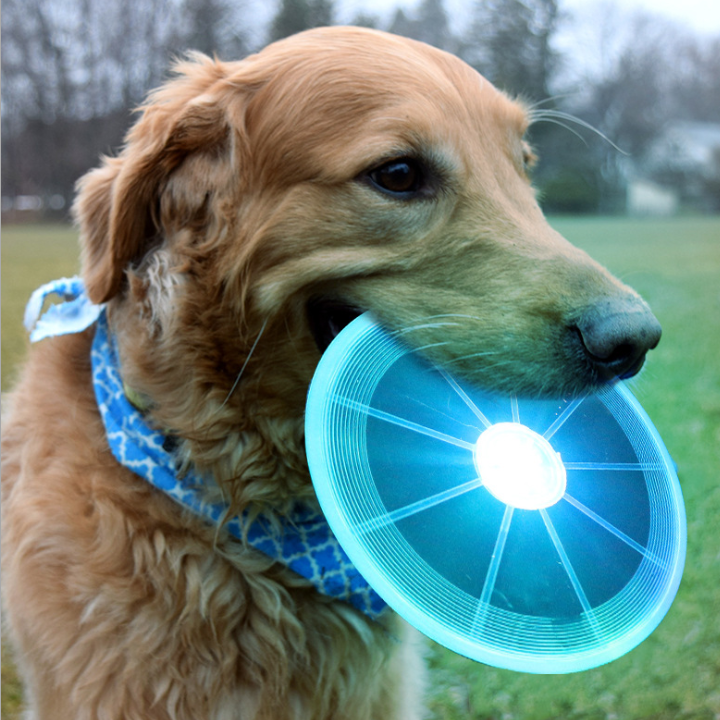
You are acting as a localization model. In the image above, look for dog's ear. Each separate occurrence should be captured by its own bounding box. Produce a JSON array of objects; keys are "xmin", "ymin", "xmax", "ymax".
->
[{"xmin": 74, "ymin": 63, "xmax": 234, "ymax": 304}]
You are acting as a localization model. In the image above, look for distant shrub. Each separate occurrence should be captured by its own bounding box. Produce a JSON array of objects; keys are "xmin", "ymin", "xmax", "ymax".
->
[{"xmin": 539, "ymin": 170, "xmax": 600, "ymax": 214}]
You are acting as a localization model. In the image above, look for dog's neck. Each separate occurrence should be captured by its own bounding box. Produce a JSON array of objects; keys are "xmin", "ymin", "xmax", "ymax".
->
[{"xmin": 25, "ymin": 277, "xmax": 387, "ymax": 620}]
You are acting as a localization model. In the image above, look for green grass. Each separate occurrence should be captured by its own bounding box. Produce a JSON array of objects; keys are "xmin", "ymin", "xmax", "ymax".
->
[
  {"xmin": 2, "ymin": 219, "xmax": 719, "ymax": 719},
  {"xmin": 1, "ymin": 223, "xmax": 81, "ymax": 392}
]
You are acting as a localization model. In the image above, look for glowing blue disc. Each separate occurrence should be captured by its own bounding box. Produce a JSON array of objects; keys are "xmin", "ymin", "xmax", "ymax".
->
[{"xmin": 305, "ymin": 313, "xmax": 686, "ymax": 674}]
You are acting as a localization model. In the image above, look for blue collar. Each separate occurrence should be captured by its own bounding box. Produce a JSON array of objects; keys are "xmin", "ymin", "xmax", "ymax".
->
[{"xmin": 25, "ymin": 277, "xmax": 386, "ymax": 619}]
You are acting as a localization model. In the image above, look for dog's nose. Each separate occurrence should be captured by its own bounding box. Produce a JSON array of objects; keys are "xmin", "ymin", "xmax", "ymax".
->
[{"xmin": 576, "ymin": 298, "xmax": 662, "ymax": 381}]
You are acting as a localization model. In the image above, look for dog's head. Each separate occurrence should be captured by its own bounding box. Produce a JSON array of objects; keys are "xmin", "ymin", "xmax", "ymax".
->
[{"xmin": 74, "ymin": 27, "xmax": 660, "ymax": 504}]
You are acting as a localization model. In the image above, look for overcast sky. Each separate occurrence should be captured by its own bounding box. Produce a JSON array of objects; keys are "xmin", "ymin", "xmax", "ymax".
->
[{"xmin": 335, "ymin": 0, "xmax": 720, "ymax": 36}]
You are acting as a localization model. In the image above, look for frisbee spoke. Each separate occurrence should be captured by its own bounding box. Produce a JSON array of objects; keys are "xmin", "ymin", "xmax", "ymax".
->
[
  {"xmin": 438, "ymin": 368, "xmax": 492, "ymax": 428},
  {"xmin": 471, "ymin": 504, "xmax": 514, "ymax": 632},
  {"xmin": 563, "ymin": 462, "xmax": 662, "ymax": 471},
  {"xmin": 356, "ymin": 477, "xmax": 485, "ymax": 534},
  {"xmin": 510, "ymin": 395, "xmax": 520, "ymax": 422},
  {"xmin": 541, "ymin": 509, "xmax": 602, "ymax": 637},
  {"xmin": 480, "ymin": 505, "xmax": 514, "ymax": 606},
  {"xmin": 563, "ymin": 494, "xmax": 664, "ymax": 566},
  {"xmin": 335, "ymin": 396, "xmax": 476, "ymax": 451},
  {"xmin": 542, "ymin": 396, "xmax": 586, "ymax": 440}
]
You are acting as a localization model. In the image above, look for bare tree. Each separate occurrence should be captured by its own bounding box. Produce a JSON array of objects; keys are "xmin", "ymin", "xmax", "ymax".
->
[
  {"xmin": 415, "ymin": 0, "xmax": 452, "ymax": 51},
  {"xmin": 387, "ymin": 0, "xmax": 453, "ymax": 51},
  {"xmin": 269, "ymin": 0, "xmax": 335, "ymax": 42},
  {"xmin": 463, "ymin": 0, "xmax": 560, "ymax": 101},
  {"xmin": 1, "ymin": 0, "xmax": 249, "ymax": 207},
  {"xmin": 669, "ymin": 34, "xmax": 720, "ymax": 123}
]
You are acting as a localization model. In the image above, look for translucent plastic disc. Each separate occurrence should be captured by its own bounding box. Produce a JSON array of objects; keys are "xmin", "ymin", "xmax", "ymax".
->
[{"xmin": 305, "ymin": 313, "xmax": 686, "ymax": 673}]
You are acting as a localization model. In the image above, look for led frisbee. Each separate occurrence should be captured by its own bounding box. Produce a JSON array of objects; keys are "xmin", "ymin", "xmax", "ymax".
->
[{"xmin": 305, "ymin": 313, "xmax": 686, "ymax": 673}]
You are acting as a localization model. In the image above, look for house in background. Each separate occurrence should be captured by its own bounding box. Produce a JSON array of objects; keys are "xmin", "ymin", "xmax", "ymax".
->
[
  {"xmin": 628, "ymin": 121, "xmax": 720, "ymax": 215},
  {"xmin": 626, "ymin": 178, "xmax": 679, "ymax": 216}
]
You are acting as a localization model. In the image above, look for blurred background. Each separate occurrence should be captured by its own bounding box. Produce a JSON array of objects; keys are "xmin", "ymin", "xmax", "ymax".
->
[
  {"xmin": 2, "ymin": 2, "xmax": 719, "ymax": 719},
  {"xmin": 2, "ymin": 0, "xmax": 719, "ymax": 218}
]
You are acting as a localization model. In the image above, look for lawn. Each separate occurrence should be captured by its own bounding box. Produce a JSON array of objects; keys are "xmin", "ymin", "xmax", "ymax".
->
[
  {"xmin": 2, "ymin": 218, "xmax": 719, "ymax": 719},
  {"xmin": 1, "ymin": 223, "xmax": 81, "ymax": 392}
]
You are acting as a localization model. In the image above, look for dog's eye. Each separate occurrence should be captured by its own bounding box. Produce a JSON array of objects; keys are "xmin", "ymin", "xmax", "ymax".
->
[
  {"xmin": 522, "ymin": 143, "xmax": 537, "ymax": 173},
  {"xmin": 368, "ymin": 159, "xmax": 424, "ymax": 196}
]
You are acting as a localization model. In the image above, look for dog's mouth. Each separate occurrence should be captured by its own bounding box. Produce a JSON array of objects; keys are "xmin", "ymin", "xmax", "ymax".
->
[
  {"xmin": 306, "ymin": 297, "xmax": 658, "ymax": 394},
  {"xmin": 307, "ymin": 298, "xmax": 364, "ymax": 354}
]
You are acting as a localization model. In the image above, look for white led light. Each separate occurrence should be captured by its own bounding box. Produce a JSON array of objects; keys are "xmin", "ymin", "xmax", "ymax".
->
[{"xmin": 474, "ymin": 422, "xmax": 567, "ymax": 510}]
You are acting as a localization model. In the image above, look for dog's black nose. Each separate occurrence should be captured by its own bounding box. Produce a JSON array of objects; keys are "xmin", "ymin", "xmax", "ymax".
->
[{"xmin": 576, "ymin": 298, "xmax": 662, "ymax": 381}]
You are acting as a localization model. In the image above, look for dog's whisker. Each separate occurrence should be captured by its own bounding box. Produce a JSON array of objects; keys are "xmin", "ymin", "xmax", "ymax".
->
[
  {"xmin": 442, "ymin": 350, "xmax": 501, "ymax": 363},
  {"xmin": 409, "ymin": 313, "xmax": 482, "ymax": 323},
  {"xmin": 396, "ymin": 313, "xmax": 483, "ymax": 336},
  {"xmin": 530, "ymin": 116, "xmax": 590, "ymax": 148},
  {"xmin": 529, "ymin": 109, "xmax": 628, "ymax": 155},
  {"xmin": 219, "ymin": 319, "xmax": 268, "ymax": 411},
  {"xmin": 408, "ymin": 340, "xmax": 453, "ymax": 354},
  {"xmin": 524, "ymin": 93, "xmax": 576, "ymax": 112},
  {"xmin": 397, "ymin": 322, "xmax": 460, "ymax": 335},
  {"xmin": 441, "ymin": 353, "xmax": 512, "ymax": 370}
]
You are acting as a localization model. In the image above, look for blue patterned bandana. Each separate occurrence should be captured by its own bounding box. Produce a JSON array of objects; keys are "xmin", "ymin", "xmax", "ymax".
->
[{"xmin": 25, "ymin": 277, "xmax": 386, "ymax": 619}]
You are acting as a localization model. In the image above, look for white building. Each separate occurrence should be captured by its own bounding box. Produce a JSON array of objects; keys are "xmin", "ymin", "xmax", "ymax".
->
[{"xmin": 627, "ymin": 121, "xmax": 720, "ymax": 215}]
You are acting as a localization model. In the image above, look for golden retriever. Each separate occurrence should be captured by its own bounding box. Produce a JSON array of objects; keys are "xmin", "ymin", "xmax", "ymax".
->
[{"xmin": 1, "ymin": 26, "xmax": 661, "ymax": 720}]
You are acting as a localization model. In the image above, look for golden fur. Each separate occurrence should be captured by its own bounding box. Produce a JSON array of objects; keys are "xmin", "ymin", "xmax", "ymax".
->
[{"xmin": 2, "ymin": 27, "xmax": 659, "ymax": 719}]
